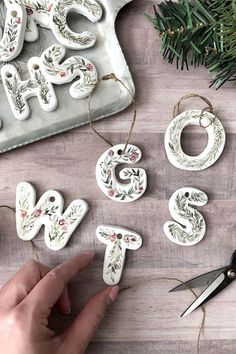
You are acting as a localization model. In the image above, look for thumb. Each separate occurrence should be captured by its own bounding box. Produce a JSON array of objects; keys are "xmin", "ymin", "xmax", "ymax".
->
[{"xmin": 60, "ymin": 286, "xmax": 119, "ymax": 353}]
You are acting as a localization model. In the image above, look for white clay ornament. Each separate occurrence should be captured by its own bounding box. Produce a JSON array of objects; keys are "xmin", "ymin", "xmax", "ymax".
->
[
  {"xmin": 1, "ymin": 43, "xmax": 99, "ymax": 120},
  {"xmin": 16, "ymin": 182, "xmax": 89, "ymax": 251},
  {"xmin": 0, "ymin": 3, "xmax": 26, "ymax": 62},
  {"xmin": 5, "ymin": 0, "xmax": 51, "ymax": 42},
  {"xmin": 50, "ymin": 0, "xmax": 103, "ymax": 50},
  {"xmin": 163, "ymin": 187, "xmax": 208, "ymax": 247},
  {"xmin": 1, "ymin": 57, "xmax": 57, "ymax": 120},
  {"xmin": 5, "ymin": 0, "xmax": 103, "ymax": 49},
  {"xmin": 41, "ymin": 44, "xmax": 98, "ymax": 98},
  {"xmin": 165, "ymin": 110, "xmax": 226, "ymax": 171},
  {"xmin": 96, "ymin": 144, "xmax": 147, "ymax": 202},
  {"xmin": 96, "ymin": 225, "xmax": 142, "ymax": 285}
]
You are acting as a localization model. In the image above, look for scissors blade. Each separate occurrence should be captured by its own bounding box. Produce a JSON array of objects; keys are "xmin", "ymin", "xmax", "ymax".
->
[
  {"xmin": 169, "ymin": 267, "xmax": 226, "ymax": 292},
  {"xmin": 181, "ymin": 272, "xmax": 229, "ymax": 317}
]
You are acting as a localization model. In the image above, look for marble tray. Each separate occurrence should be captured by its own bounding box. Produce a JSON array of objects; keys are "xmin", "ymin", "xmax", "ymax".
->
[{"xmin": 0, "ymin": 0, "xmax": 134, "ymax": 153}]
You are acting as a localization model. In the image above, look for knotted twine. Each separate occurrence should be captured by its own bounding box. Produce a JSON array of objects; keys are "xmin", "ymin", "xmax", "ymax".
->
[{"xmin": 173, "ymin": 93, "xmax": 216, "ymax": 128}]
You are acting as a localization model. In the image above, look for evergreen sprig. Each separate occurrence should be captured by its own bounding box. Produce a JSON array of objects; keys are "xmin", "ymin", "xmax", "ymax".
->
[
  {"xmin": 146, "ymin": 0, "xmax": 220, "ymax": 69},
  {"xmin": 147, "ymin": 0, "xmax": 236, "ymax": 89},
  {"xmin": 206, "ymin": 0, "xmax": 236, "ymax": 88}
]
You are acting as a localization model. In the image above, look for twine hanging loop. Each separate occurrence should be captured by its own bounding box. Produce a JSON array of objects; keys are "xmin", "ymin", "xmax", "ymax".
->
[
  {"xmin": 88, "ymin": 73, "xmax": 137, "ymax": 154},
  {"xmin": 173, "ymin": 93, "xmax": 216, "ymax": 128}
]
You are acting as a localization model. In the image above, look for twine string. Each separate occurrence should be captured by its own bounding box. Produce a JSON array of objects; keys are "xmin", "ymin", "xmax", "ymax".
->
[
  {"xmin": 88, "ymin": 73, "xmax": 137, "ymax": 154},
  {"xmin": 199, "ymin": 107, "xmax": 216, "ymax": 129},
  {"xmin": 173, "ymin": 93, "xmax": 216, "ymax": 128},
  {"xmin": 0, "ymin": 205, "xmax": 15, "ymax": 213},
  {"xmin": 0, "ymin": 205, "xmax": 39, "ymax": 261},
  {"xmin": 120, "ymin": 276, "xmax": 206, "ymax": 354}
]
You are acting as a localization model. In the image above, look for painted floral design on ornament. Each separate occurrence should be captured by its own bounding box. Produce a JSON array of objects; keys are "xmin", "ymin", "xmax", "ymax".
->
[
  {"xmin": 4, "ymin": 69, "xmax": 50, "ymax": 113},
  {"xmin": 7, "ymin": 0, "xmax": 51, "ymax": 15},
  {"xmin": 6, "ymin": 0, "xmax": 102, "ymax": 48},
  {"xmin": 1, "ymin": 57, "xmax": 57, "ymax": 120},
  {"xmin": 99, "ymin": 229, "xmax": 125, "ymax": 283},
  {"xmin": 51, "ymin": 0, "xmax": 103, "ymax": 48},
  {"xmin": 96, "ymin": 144, "xmax": 147, "ymax": 202},
  {"xmin": 165, "ymin": 110, "xmax": 226, "ymax": 171},
  {"xmin": 0, "ymin": 14, "xmax": 21, "ymax": 58},
  {"xmin": 96, "ymin": 225, "xmax": 142, "ymax": 285},
  {"xmin": 0, "ymin": 3, "xmax": 26, "ymax": 62},
  {"xmin": 19, "ymin": 191, "xmax": 85, "ymax": 242},
  {"xmin": 6, "ymin": 0, "xmax": 52, "ymax": 41},
  {"xmin": 16, "ymin": 182, "xmax": 89, "ymax": 250},
  {"xmin": 164, "ymin": 187, "xmax": 208, "ymax": 246},
  {"xmin": 41, "ymin": 44, "xmax": 98, "ymax": 98}
]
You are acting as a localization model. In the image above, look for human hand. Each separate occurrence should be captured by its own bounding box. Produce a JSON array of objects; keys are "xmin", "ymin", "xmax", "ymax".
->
[{"xmin": 0, "ymin": 253, "xmax": 119, "ymax": 354}]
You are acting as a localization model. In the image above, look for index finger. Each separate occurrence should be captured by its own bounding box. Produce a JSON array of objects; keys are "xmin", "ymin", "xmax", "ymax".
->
[{"xmin": 22, "ymin": 252, "xmax": 95, "ymax": 315}]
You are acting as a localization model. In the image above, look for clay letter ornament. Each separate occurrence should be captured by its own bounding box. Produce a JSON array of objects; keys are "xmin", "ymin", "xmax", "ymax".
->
[
  {"xmin": 16, "ymin": 182, "xmax": 89, "ymax": 251},
  {"xmin": 1, "ymin": 44, "xmax": 97, "ymax": 120},
  {"xmin": 0, "ymin": 2, "xmax": 26, "ymax": 62},
  {"xmin": 50, "ymin": 0, "xmax": 103, "ymax": 50},
  {"xmin": 163, "ymin": 187, "xmax": 208, "ymax": 246},
  {"xmin": 1, "ymin": 57, "xmax": 57, "ymax": 120},
  {"xmin": 165, "ymin": 110, "xmax": 226, "ymax": 171},
  {"xmin": 96, "ymin": 225, "xmax": 142, "ymax": 285},
  {"xmin": 96, "ymin": 144, "xmax": 147, "ymax": 202},
  {"xmin": 41, "ymin": 44, "xmax": 98, "ymax": 99},
  {"xmin": 5, "ymin": 0, "xmax": 103, "ymax": 50}
]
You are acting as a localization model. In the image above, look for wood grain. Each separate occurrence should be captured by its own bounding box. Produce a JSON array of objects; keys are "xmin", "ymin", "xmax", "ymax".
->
[{"xmin": 1, "ymin": 0, "xmax": 236, "ymax": 353}]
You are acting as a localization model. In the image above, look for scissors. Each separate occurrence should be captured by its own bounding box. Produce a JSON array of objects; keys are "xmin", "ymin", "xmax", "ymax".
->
[{"xmin": 170, "ymin": 250, "xmax": 236, "ymax": 317}]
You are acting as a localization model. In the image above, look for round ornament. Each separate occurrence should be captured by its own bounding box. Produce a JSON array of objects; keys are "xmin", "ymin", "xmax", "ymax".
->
[
  {"xmin": 165, "ymin": 109, "xmax": 226, "ymax": 171},
  {"xmin": 163, "ymin": 187, "xmax": 208, "ymax": 247}
]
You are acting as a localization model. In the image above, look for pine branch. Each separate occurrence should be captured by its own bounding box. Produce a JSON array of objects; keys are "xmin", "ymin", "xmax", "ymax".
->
[
  {"xmin": 206, "ymin": 0, "xmax": 236, "ymax": 88},
  {"xmin": 147, "ymin": 0, "xmax": 236, "ymax": 89},
  {"xmin": 146, "ymin": 0, "xmax": 220, "ymax": 70}
]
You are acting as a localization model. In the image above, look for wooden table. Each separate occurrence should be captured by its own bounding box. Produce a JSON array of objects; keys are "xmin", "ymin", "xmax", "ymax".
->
[{"xmin": 1, "ymin": 1, "xmax": 236, "ymax": 353}]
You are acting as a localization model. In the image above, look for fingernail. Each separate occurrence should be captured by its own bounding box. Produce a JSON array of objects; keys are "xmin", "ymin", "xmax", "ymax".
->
[
  {"xmin": 108, "ymin": 286, "xmax": 120, "ymax": 302},
  {"xmin": 82, "ymin": 251, "xmax": 95, "ymax": 258}
]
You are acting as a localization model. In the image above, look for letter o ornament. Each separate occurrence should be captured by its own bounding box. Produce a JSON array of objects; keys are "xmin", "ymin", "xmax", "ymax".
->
[{"xmin": 164, "ymin": 110, "xmax": 226, "ymax": 171}]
